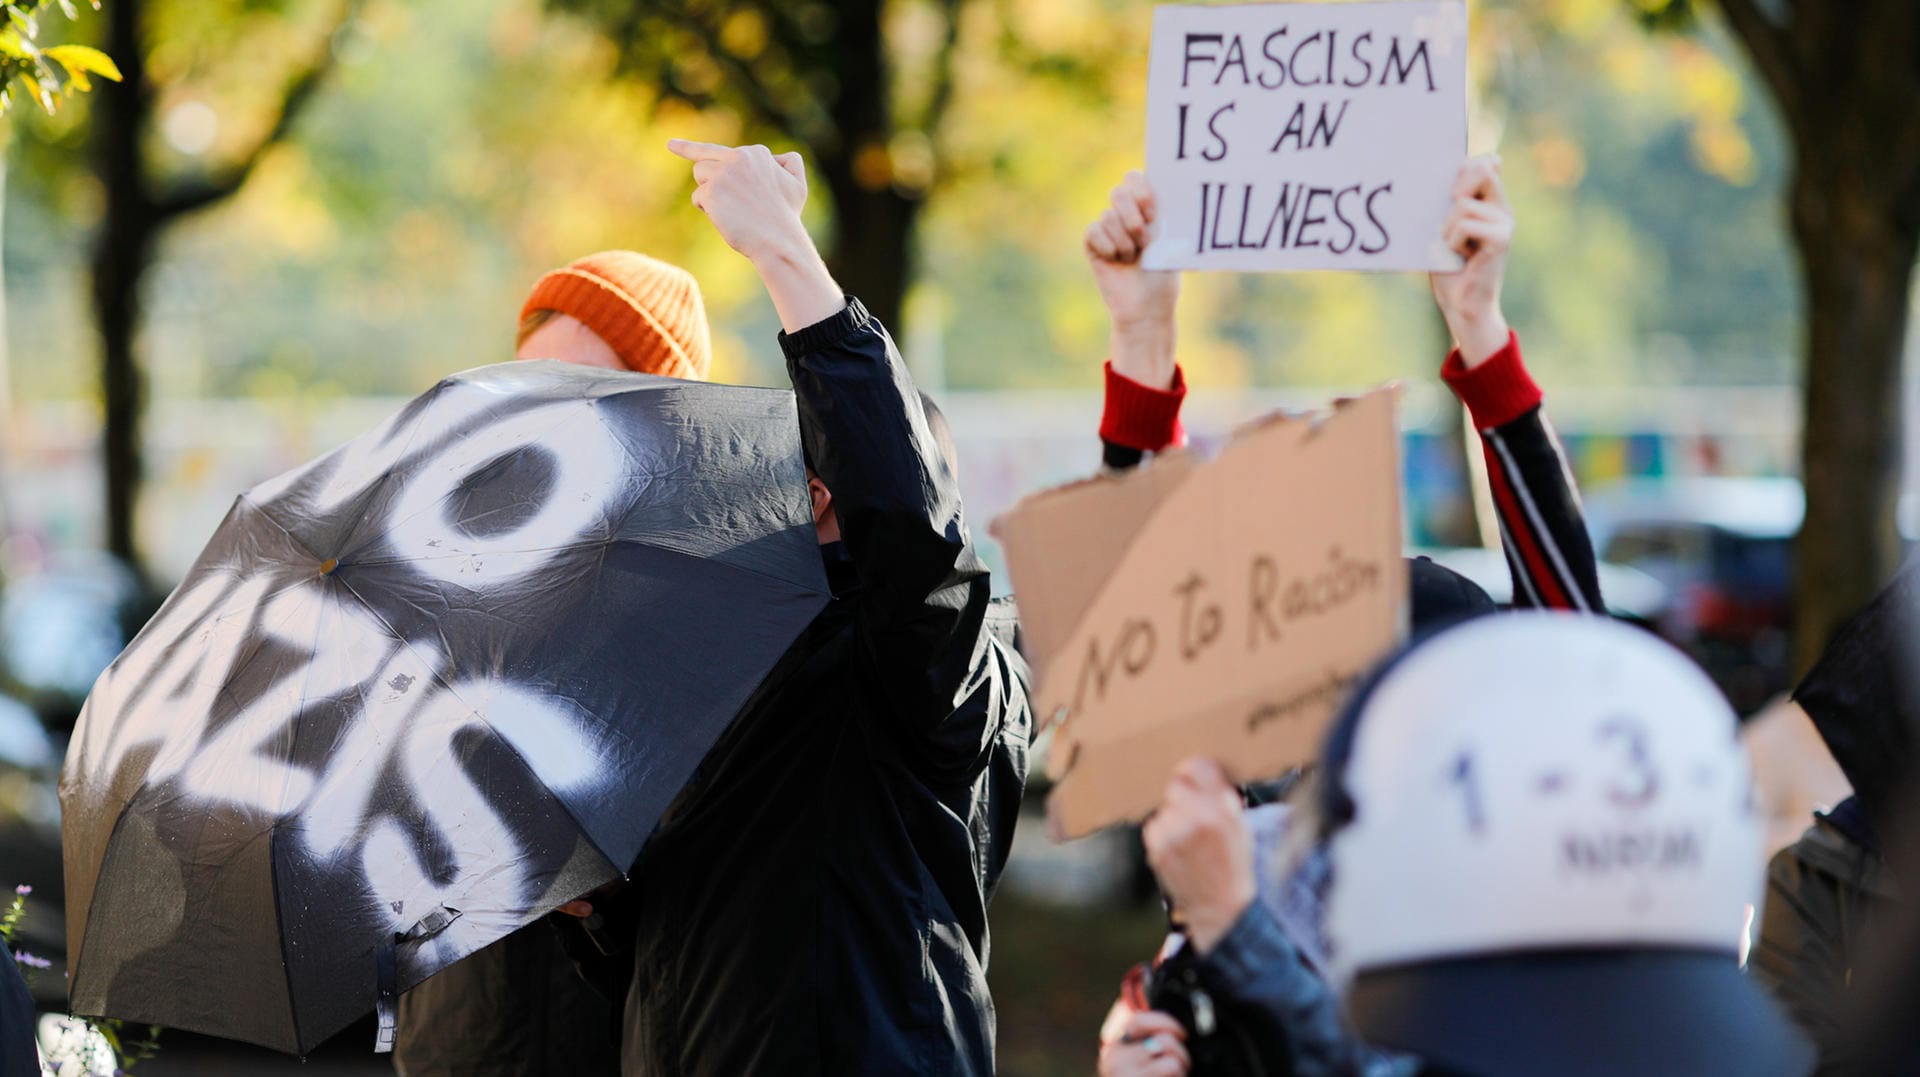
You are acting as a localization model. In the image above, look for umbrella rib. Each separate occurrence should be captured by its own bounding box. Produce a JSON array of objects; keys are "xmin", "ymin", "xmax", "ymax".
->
[
  {"xmin": 246, "ymin": 380, "xmax": 456, "ymax": 555},
  {"xmin": 236, "ymin": 494, "xmax": 328, "ymax": 564},
  {"xmin": 266, "ymin": 826, "xmax": 307, "ymax": 1053},
  {"xmin": 592, "ymin": 402, "xmax": 824, "ymax": 593},
  {"xmin": 585, "ymin": 414, "xmax": 829, "ymax": 594}
]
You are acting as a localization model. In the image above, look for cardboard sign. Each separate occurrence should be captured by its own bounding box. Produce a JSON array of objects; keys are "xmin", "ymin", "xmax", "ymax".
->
[
  {"xmin": 1141, "ymin": 1, "xmax": 1468, "ymax": 273},
  {"xmin": 991, "ymin": 386, "xmax": 1407, "ymax": 839}
]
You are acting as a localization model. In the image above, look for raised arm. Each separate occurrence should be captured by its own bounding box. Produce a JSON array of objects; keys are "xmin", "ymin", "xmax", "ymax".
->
[
  {"xmin": 1430, "ymin": 156, "xmax": 1603, "ymax": 613},
  {"xmin": 1086, "ymin": 171, "xmax": 1187, "ymax": 471},
  {"xmin": 672, "ymin": 139, "xmax": 1007, "ymax": 766}
]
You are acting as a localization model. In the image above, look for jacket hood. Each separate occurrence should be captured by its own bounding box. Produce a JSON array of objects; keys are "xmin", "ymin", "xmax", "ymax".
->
[{"xmin": 1794, "ymin": 558, "xmax": 1920, "ymax": 837}]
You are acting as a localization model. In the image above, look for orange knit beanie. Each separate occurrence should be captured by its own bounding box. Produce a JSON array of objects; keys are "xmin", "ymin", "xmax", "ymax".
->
[{"xmin": 519, "ymin": 251, "xmax": 712, "ymax": 381}]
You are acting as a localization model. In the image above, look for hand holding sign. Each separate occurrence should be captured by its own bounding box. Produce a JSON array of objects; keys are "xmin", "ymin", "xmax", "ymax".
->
[
  {"xmin": 1142, "ymin": 756, "xmax": 1257, "ymax": 954},
  {"xmin": 1430, "ymin": 155, "xmax": 1514, "ymax": 364},
  {"xmin": 1142, "ymin": 1, "xmax": 1468, "ymax": 273}
]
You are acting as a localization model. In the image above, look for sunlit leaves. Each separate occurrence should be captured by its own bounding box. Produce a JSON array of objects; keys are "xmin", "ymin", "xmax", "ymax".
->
[
  {"xmin": 1625, "ymin": 0, "xmax": 1695, "ymax": 32},
  {"xmin": 0, "ymin": 0, "xmax": 116, "ymax": 116},
  {"xmin": 45, "ymin": 42, "xmax": 119, "ymax": 89}
]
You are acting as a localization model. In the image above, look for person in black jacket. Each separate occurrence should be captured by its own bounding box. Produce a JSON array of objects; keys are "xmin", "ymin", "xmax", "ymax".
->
[
  {"xmin": 1750, "ymin": 558, "xmax": 1918, "ymax": 1072},
  {"xmin": 553, "ymin": 139, "xmax": 1029, "ymax": 1076}
]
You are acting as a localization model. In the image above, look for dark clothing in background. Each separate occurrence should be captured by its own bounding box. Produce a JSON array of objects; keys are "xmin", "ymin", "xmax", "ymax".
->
[
  {"xmin": 1766, "ymin": 559, "xmax": 1920, "ymax": 1072},
  {"xmin": 1, "ymin": 949, "xmax": 36, "ymax": 1077},
  {"xmin": 393, "ymin": 922, "xmax": 618, "ymax": 1077},
  {"xmin": 1751, "ymin": 799, "xmax": 1902, "ymax": 1074},
  {"xmin": 615, "ymin": 300, "xmax": 1030, "ymax": 1076},
  {"xmin": 1792, "ymin": 559, "xmax": 1920, "ymax": 842}
]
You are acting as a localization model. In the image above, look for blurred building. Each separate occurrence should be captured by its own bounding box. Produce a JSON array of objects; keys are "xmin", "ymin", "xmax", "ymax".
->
[{"xmin": 0, "ymin": 380, "xmax": 1803, "ymax": 588}]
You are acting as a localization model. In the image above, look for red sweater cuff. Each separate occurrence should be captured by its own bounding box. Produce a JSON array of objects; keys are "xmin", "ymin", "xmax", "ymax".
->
[
  {"xmin": 1440, "ymin": 330, "xmax": 1541, "ymax": 431},
  {"xmin": 1100, "ymin": 362, "xmax": 1187, "ymax": 452}
]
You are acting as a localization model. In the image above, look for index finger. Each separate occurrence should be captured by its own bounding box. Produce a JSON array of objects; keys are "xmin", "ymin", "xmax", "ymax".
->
[
  {"xmin": 1171, "ymin": 756, "xmax": 1233, "ymax": 792},
  {"xmin": 668, "ymin": 138, "xmax": 735, "ymax": 163},
  {"xmin": 1122, "ymin": 169, "xmax": 1158, "ymax": 224},
  {"xmin": 1478, "ymin": 164, "xmax": 1510, "ymax": 212},
  {"xmin": 1123, "ymin": 1010, "xmax": 1189, "ymax": 1042},
  {"xmin": 1451, "ymin": 154, "xmax": 1500, "ymax": 201}
]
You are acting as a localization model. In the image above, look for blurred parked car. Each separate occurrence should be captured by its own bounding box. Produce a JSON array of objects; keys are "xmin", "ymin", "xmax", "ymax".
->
[
  {"xmin": 1582, "ymin": 477, "xmax": 1804, "ymax": 714},
  {"xmin": 0, "ymin": 550, "xmax": 139, "ymax": 1007},
  {"xmin": 0, "ymin": 551, "xmax": 142, "ymax": 733},
  {"xmin": 1411, "ymin": 545, "xmax": 1671, "ymax": 626},
  {"xmin": 0, "ymin": 692, "xmax": 67, "ymax": 1006}
]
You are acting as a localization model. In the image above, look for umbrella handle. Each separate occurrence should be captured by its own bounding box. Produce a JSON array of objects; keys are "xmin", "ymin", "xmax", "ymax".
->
[
  {"xmin": 374, "ymin": 943, "xmax": 399, "ymax": 1054},
  {"xmin": 372, "ymin": 906, "xmax": 464, "ymax": 1053}
]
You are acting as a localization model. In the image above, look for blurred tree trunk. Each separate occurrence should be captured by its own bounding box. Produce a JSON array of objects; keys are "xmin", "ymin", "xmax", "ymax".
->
[
  {"xmin": 1791, "ymin": 153, "xmax": 1918, "ymax": 672},
  {"xmin": 806, "ymin": 0, "xmax": 917, "ymax": 334},
  {"xmin": 89, "ymin": 0, "xmax": 350, "ymax": 582},
  {"xmin": 91, "ymin": 0, "xmax": 151, "ymax": 577},
  {"xmin": 550, "ymin": 0, "xmax": 965, "ymax": 338},
  {"xmin": 816, "ymin": 161, "xmax": 917, "ymax": 339},
  {"xmin": 1702, "ymin": 0, "xmax": 1920, "ymax": 672},
  {"xmin": 0, "ymin": 145, "xmax": 15, "ymax": 541}
]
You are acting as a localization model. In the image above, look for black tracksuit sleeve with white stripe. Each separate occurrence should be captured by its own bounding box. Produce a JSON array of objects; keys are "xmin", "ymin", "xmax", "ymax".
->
[{"xmin": 1441, "ymin": 330, "xmax": 1604, "ymax": 613}]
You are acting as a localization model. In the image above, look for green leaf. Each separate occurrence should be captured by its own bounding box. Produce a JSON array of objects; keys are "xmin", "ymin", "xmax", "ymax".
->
[{"xmin": 45, "ymin": 44, "xmax": 122, "ymax": 88}]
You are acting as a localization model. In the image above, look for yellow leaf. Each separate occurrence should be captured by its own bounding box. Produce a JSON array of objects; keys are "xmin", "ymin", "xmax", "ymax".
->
[
  {"xmin": 45, "ymin": 44, "xmax": 121, "ymax": 84},
  {"xmin": 18, "ymin": 70, "xmax": 51, "ymax": 113}
]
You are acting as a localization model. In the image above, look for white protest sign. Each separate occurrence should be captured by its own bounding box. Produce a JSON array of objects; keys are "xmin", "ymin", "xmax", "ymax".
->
[{"xmin": 1142, "ymin": 1, "xmax": 1468, "ymax": 273}]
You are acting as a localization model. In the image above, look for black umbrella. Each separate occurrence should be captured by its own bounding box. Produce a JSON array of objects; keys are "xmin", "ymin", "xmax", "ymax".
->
[{"xmin": 59, "ymin": 361, "xmax": 829, "ymax": 1053}]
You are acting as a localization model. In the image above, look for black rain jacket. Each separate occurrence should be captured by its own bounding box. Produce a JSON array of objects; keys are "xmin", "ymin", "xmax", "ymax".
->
[
  {"xmin": 1, "ymin": 949, "xmax": 36, "ymax": 1077},
  {"xmin": 614, "ymin": 299, "xmax": 1032, "ymax": 1076}
]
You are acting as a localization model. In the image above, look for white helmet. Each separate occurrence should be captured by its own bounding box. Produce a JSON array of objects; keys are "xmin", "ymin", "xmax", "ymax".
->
[{"xmin": 1320, "ymin": 611, "xmax": 1811, "ymax": 1077}]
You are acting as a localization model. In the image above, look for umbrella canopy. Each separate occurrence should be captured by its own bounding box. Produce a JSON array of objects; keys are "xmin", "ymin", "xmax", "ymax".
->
[{"xmin": 59, "ymin": 361, "xmax": 829, "ymax": 1053}]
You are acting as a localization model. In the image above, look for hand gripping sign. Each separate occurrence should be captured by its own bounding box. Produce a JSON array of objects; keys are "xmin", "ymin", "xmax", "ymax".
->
[
  {"xmin": 992, "ymin": 385, "xmax": 1406, "ymax": 839},
  {"xmin": 1142, "ymin": 0, "xmax": 1469, "ymax": 273}
]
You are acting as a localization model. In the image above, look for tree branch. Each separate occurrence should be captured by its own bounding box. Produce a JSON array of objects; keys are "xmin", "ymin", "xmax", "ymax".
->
[
  {"xmin": 921, "ymin": 0, "xmax": 964, "ymax": 134},
  {"xmin": 152, "ymin": 0, "xmax": 357, "ymax": 222},
  {"xmin": 756, "ymin": 0, "xmax": 820, "ymax": 66},
  {"xmin": 919, "ymin": 0, "xmax": 965, "ymax": 190},
  {"xmin": 677, "ymin": 5, "xmax": 813, "ymax": 147},
  {"xmin": 1713, "ymin": 0, "xmax": 1802, "ymax": 133}
]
